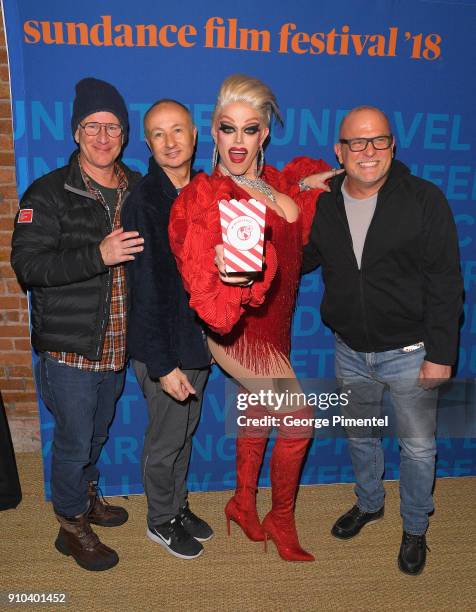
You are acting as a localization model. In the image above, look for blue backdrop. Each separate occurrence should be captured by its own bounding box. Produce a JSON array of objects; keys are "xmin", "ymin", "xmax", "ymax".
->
[{"xmin": 3, "ymin": 0, "xmax": 475, "ymax": 496}]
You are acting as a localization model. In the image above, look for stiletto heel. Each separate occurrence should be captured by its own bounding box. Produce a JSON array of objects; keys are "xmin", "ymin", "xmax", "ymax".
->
[
  {"xmin": 226, "ymin": 516, "xmax": 231, "ymax": 536},
  {"xmin": 224, "ymin": 496, "xmax": 264, "ymax": 542},
  {"xmin": 264, "ymin": 533, "xmax": 268, "ymax": 553},
  {"xmin": 224, "ymin": 437, "xmax": 268, "ymax": 542},
  {"xmin": 262, "ymin": 513, "xmax": 314, "ymax": 562},
  {"xmin": 263, "ymin": 437, "xmax": 315, "ymax": 562}
]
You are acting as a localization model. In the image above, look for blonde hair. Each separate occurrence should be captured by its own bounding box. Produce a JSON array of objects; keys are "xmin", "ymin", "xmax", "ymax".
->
[{"xmin": 212, "ymin": 74, "xmax": 282, "ymax": 126}]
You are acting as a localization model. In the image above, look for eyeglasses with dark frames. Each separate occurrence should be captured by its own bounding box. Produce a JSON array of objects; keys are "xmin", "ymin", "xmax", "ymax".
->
[
  {"xmin": 339, "ymin": 135, "xmax": 393, "ymax": 152},
  {"xmin": 79, "ymin": 122, "xmax": 123, "ymax": 138}
]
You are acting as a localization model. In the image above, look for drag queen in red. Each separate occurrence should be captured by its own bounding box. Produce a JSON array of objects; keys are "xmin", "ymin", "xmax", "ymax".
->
[{"xmin": 169, "ymin": 75, "xmax": 332, "ymax": 561}]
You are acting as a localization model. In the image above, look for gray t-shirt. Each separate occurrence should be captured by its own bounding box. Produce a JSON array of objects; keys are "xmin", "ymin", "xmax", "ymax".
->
[{"xmin": 342, "ymin": 180, "xmax": 378, "ymax": 269}]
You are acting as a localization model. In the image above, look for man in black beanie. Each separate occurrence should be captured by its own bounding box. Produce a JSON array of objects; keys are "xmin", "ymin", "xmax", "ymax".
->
[{"xmin": 11, "ymin": 77, "xmax": 143, "ymax": 571}]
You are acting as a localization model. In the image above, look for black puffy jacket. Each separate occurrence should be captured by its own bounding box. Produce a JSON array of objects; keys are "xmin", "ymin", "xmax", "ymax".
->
[
  {"xmin": 302, "ymin": 160, "xmax": 463, "ymax": 365},
  {"xmin": 11, "ymin": 152, "xmax": 141, "ymax": 360}
]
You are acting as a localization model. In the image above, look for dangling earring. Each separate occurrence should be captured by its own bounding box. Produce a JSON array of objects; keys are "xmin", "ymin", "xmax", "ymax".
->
[
  {"xmin": 257, "ymin": 145, "xmax": 264, "ymax": 177},
  {"xmin": 212, "ymin": 143, "xmax": 219, "ymax": 171}
]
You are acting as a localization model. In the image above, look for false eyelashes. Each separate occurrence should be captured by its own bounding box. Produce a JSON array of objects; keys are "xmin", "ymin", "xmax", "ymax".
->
[{"xmin": 218, "ymin": 123, "xmax": 261, "ymax": 135}]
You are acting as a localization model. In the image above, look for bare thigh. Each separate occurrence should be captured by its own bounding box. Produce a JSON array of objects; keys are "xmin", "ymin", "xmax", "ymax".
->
[{"xmin": 208, "ymin": 337, "xmax": 305, "ymax": 411}]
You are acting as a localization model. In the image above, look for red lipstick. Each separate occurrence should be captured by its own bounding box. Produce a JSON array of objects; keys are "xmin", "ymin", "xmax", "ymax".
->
[{"xmin": 229, "ymin": 147, "xmax": 248, "ymax": 164}]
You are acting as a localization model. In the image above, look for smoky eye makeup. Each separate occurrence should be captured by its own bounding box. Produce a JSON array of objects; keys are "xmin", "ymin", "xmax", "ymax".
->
[
  {"xmin": 218, "ymin": 122, "xmax": 235, "ymax": 133},
  {"xmin": 218, "ymin": 122, "xmax": 261, "ymax": 135},
  {"xmin": 244, "ymin": 124, "xmax": 260, "ymax": 135}
]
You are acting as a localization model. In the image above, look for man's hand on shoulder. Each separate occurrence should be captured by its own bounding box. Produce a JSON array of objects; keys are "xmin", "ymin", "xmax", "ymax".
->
[
  {"xmin": 159, "ymin": 367, "xmax": 196, "ymax": 402},
  {"xmin": 99, "ymin": 227, "xmax": 144, "ymax": 265},
  {"xmin": 418, "ymin": 360, "xmax": 452, "ymax": 389}
]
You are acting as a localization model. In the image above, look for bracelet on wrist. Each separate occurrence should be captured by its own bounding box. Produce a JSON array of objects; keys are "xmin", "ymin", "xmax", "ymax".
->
[{"xmin": 298, "ymin": 178, "xmax": 312, "ymax": 192}]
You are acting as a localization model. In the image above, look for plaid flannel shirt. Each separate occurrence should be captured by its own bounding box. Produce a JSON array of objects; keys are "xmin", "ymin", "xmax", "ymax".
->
[{"xmin": 50, "ymin": 160, "xmax": 128, "ymax": 371}]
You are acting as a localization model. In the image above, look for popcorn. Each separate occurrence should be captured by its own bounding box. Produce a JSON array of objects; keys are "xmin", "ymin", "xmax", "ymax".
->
[{"xmin": 218, "ymin": 198, "xmax": 266, "ymax": 273}]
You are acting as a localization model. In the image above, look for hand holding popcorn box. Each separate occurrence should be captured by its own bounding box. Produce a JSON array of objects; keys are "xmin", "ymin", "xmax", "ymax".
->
[{"xmin": 218, "ymin": 198, "xmax": 267, "ymax": 273}]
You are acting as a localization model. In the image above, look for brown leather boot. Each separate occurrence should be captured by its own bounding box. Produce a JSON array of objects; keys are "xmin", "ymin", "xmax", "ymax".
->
[
  {"xmin": 87, "ymin": 482, "xmax": 128, "ymax": 527},
  {"xmin": 55, "ymin": 512, "xmax": 119, "ymax": 571}
]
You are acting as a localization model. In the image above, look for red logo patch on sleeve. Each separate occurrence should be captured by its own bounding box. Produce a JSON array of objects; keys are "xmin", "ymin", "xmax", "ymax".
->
[{"xmin": 18, "ymin": 209, "xmax": 33, "ymax": 223}]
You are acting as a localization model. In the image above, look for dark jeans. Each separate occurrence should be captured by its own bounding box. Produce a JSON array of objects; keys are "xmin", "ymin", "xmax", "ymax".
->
[{"xmin": 36, "ymin": 353, "xmax": 125, "ymax": 517}]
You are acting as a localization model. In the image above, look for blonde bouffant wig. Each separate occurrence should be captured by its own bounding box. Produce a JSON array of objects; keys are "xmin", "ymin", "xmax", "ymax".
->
[{"xmin": 212, "ymin": 74, "xmax": 283, "ymax": 126}]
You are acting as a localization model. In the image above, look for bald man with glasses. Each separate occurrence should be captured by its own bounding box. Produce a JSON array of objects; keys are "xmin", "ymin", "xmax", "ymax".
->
[{"xmin": 303, "ymin": 106, "xmax": 463, "ymax": 575}]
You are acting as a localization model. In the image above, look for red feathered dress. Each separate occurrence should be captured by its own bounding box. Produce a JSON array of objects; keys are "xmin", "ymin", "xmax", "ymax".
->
[{"xmin": 168, "ymin": 157, "xmax": 330, "ymax": 375}]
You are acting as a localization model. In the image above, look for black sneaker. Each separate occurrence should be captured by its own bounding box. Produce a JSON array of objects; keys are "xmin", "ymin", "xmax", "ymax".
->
[
  {"xmin": 331, "ymin": 504, "xmax": 384, "ymax": 540},
  {"xmin": 398, "ymin": 531, "xmax": 428, "ymax": 575},
  {"xmin": 178, "ymin": 502, "xmax": 214, "ymax": 542},
  {"xmin": 147, "ymin": 518, "xmax": 203, "ymax": 559}
]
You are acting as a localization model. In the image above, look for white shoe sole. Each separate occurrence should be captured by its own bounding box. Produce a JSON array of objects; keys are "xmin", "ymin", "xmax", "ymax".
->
[
  {"xmin": 193, "ymin": 532, "xmax": 214, "ymax": 543},
  {"xmin": 146, "ymin": 528, "xmax": 203, "ymax": 559}
]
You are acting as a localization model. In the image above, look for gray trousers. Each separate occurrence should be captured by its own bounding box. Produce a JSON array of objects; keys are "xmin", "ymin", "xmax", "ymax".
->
[{"xmin": 132, "ymin": 360, "xmax": 209, "ymax": 526}]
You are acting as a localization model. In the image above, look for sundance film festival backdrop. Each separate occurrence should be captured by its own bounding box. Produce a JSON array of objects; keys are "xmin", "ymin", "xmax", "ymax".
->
[{"xmin": 3, "ymin": 0, "xmax": 475, "ymax": 497}]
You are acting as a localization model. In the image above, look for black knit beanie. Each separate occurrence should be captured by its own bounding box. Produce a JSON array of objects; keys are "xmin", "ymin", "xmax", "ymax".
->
[{"xmin": 71, "ymin": 77, "xmax": 129, "ymax": 136}]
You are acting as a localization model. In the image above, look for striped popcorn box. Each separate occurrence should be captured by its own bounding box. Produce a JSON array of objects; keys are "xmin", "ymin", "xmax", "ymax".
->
[{"xmin": 218, "ymin": 198, "xmax": 267, "ymax": 273}]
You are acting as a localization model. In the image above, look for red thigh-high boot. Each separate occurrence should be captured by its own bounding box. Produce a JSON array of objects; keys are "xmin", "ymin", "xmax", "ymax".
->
[
  {"xmin": 262, "ymin": 412, "xmax": 314, "ymax": 561},
  {"xmin": 225, "ymin": 397, "xmax": 270, "ymax": 542},
  {"xmin": 225, "ymin": 437, "xmax": 268, "ymax": 541}
]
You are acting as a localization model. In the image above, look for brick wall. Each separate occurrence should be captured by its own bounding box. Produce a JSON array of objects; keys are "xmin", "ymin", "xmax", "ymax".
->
[{"xmin": 0, "ymin": 10, "xmax": 41, "ymax": 450}]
